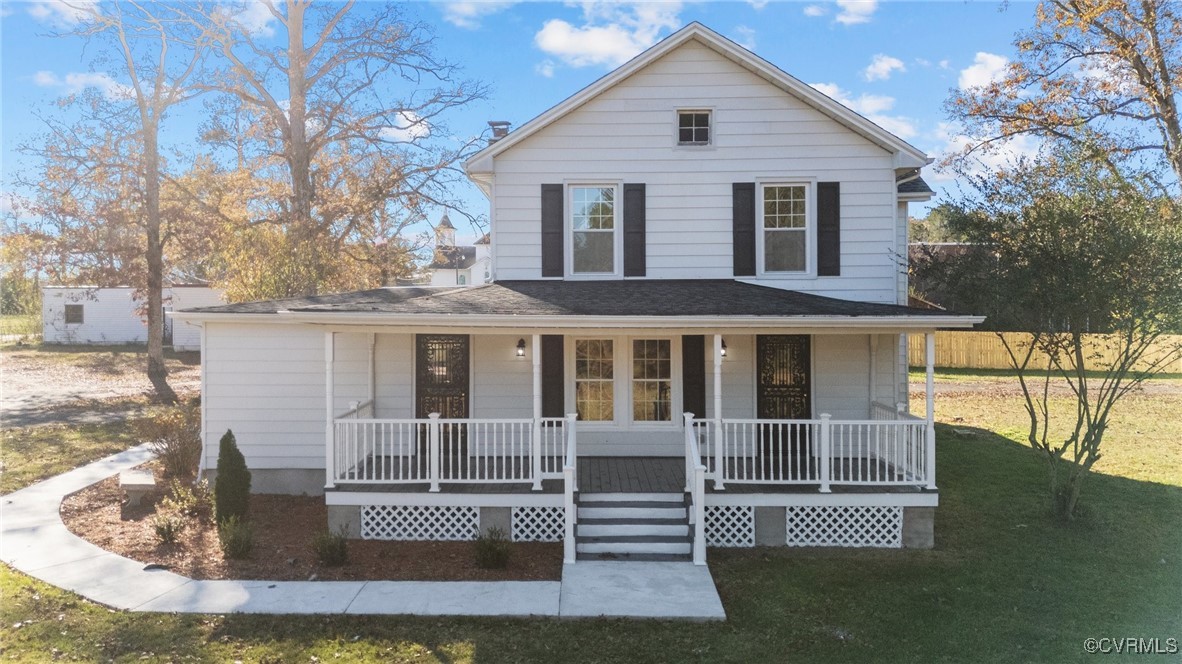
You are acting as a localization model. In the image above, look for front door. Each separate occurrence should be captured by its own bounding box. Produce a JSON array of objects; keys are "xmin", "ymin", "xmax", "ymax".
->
[
  {"xmin": 415, "ymin": 334, "xmax": 470, "ymax": 459},
  {"xmin": 756, "ymin": 335, "xmax": 812, "ymax": 467}
]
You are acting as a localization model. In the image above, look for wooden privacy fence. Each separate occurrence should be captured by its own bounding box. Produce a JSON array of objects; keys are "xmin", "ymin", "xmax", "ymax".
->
[{"xmin": 908, "ymin": 332, "xmax": 1182, "ymax": 373}]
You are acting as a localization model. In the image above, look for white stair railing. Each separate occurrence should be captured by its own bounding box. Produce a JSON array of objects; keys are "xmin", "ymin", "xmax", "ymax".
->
[
  {"xmin": 563, "ymin": 412, "xmax": 578, "ymax": 565},
  {"xmin": 683, "ymin": 413, "xmax": 708, "ymax": 566}
]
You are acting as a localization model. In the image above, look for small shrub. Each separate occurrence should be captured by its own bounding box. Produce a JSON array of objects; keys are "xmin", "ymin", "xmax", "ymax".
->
[
  {"xmin": 217, "ymin": 515, "xmax": 253, "ymax": 559},
  {"xmin": 473, "ymin": 527, "xmax": 511, "ymax": 569},
  {"xmin": 138, "ymin": 399, "xmax": 202, "ymax": 479},
  {"xmin": 160, "ymin": 479, "xmax": 214, "ymax": 522},
  {"xmin": 311, "ymin": 527, "xmax": 349, "ymax": 567},
  {"xmin": 152, "ymin": 514, "xmax": 184, "ymax": 545},
  {"xmin": 214, "ymin": 429, "xmax": 251, "ymax": 523}
]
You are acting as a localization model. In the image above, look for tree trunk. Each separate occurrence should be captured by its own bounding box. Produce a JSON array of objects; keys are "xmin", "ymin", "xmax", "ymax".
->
[
  {"xmin": 144, "ymin": 124, "xmax": 177, "ymax": 404},
  {"xmin": 286, "ymin": 0, "xmax": 319, "ymax": 296}
]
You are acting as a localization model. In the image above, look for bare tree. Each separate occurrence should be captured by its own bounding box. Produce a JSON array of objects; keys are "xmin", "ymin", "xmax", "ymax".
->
[
  {"xmin": 15, "ymin": 1, "xmax": 210, "ymax": 402},
  {"xmin": 187, "ymin": 0, "xmax": 488, "ymax": 297},
  {"xmin": 947, "ymin": 0, "xmax": 1182, "ymax": 192}
]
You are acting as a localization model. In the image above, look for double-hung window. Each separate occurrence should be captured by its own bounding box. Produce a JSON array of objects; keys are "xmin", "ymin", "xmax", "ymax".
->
[
  {"xmin": 631, "ymin": 339, "xmax": 672, "ymax": 422},
  {"xmin": 762, "ymin": 184, "xmax": 809, "ymax": 273},
  {"xmin": 570, "ymin": 186, "xmax": 617, "ymax": 275},
  {"xmin": 575, "ymin": 339, "xmax": 614, "ymax": 422}
]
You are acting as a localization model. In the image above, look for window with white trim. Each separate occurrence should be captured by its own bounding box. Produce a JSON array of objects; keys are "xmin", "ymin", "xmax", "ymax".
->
[
  {"xmin": 631, "ymin": 339, "xmax": 672, "ymax": 422},
  {"xmin": 575, "ymin": 339, "xmax": 614, "ymax": 421},
  {"xmin": 64, "ymin": 304, "xmax": 84, "ymax": 324},
  {"xmin": 678, "ymin": 110, "xmax": 710, "ymax": 145},
  {"xmin": 762, "ymin": 184, "xmax": 809, "ymax": 273},
  {"xmin": 570, "ymin": 186, "xmax": 617, "ymax": 274}
]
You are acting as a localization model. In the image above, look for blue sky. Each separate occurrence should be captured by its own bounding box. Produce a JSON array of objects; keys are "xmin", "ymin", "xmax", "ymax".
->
[{"xmin": 1, "ymin": 1, "xmax": 1038, "ymax": 242}]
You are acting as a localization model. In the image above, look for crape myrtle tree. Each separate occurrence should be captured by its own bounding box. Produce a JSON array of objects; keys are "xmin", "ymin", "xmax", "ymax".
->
[
  {"xmin": 914, "ymin": 147, "xmax": 1182, "ymax": 520},
  {"xmin": 948, "ymin": 0, "xmax": 1182, "ymax": 195},
  {"xmin": 183, "ymin": 0, "xmax": 488, "ymax": 298},
  {"xmin": 13, "ymin": 1, "xmax": 211, "ymax": 402}
]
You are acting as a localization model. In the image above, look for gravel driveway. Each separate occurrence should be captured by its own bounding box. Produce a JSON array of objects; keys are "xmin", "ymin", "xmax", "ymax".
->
[{"xmin": 1, "ymin": 346, "xmax": 200, "ymax": 427}]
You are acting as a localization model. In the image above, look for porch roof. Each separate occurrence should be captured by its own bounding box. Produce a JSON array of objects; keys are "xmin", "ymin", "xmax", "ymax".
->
[{"xmin": 175, "ymin": 280, "xmax": 982, "ymax": 329}]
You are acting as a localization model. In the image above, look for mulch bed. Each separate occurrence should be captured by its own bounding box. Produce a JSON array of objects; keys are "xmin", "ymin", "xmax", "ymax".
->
[{"xmin": 60, "ymin": 464, "xmax": 562, "ymax": 582}]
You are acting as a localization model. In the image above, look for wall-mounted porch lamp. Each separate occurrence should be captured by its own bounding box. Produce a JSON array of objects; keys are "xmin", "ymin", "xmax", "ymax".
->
[
  {"xmin": 720, "ymin": 339, "xmax": 728, "ymax": 358},
  {"xmin": 516, "ymin": 338, "xmax": 527, "ymax": 358}
]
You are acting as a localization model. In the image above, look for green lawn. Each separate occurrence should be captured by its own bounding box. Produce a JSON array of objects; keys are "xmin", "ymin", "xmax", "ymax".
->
[
  {"xmin": 0, "ymin": 421, "xmax": 143, "ymax": 495},
  {"xmin": 2, "ymin": 373, "xmax": 1179, "ymax": 662}
]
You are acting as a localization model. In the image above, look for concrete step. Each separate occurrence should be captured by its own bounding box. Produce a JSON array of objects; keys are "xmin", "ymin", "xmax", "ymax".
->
[
  {"xmin": 578, "ymin": 517, "xmax": 690, "ymax": 538},
  {"xmin": 577, "ymin": 534, "xmax": 693, "ymax": 555},
  {"xmin": 579, "ymin": 492, "xmax": 684, "ymax": 503}
]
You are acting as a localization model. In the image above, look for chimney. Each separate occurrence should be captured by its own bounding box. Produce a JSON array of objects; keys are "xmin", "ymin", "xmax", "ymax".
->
[{"xmin": 488, "ymin": 120, "xmax": 511, "ymax": 143}]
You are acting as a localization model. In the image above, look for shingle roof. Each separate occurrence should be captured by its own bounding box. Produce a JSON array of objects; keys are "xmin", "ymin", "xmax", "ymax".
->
[
  {"xmin": 897, "ymin": 176, "xmax": 934, "ymax": 195},
  {"xmin": 184, "ymin": 280, "xmax": 957, "ymax": 318},
  {"xmin": 428, "ymin": 246, "xmax": 477, "ymax": 270}
]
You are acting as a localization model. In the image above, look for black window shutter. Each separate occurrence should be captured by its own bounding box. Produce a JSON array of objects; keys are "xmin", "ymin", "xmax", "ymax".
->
[
  {"xmin": 732, "ymin": 182, "xmax": 756, "ymax": 276},
  {"xmin": 682, "ymin": 335, "xmax": 706, "ymax": 419},
  {"xmin": 541, "ymin": 184, "xmax": 564, "ymax": 278},
  {"xmin": 541, "ymin": 335, "xmax": 564, "ymax": 417},
  {"xmin": 623, "ymin": 183, "xmax": 646, "ymax": 277},
  {"xmin": 817, "ymin": 181, "xmax": 841, "ymax": 276}
]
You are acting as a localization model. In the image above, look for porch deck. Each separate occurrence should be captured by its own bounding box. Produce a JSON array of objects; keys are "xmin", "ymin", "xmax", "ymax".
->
[{"xmin": 330, "ymin": 456, "xmax": 924, "ymax": 495}]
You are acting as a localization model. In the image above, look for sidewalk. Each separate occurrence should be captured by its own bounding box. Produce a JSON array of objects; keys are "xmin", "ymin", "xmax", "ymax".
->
[{"xmin": 1, "ymin": 445, "xmax": 725, "ymax": 620}]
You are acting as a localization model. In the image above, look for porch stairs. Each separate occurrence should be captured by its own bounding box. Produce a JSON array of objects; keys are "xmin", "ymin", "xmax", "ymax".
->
[{"xmin": 575, "ymin": 492, "xmax": 693, "ymax": 561}]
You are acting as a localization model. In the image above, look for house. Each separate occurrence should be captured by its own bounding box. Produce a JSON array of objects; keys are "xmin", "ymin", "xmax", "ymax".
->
[
  {"xmin": 427, "ymin": 215, "xmax": 491, "ymax": 287},
  {"xmin": 42, "ymin": 285, "xmax": 223, "ymax": 350},
  {"xmin": 175, "ymin": 23, "xmax": 981, "ymax": 564}
]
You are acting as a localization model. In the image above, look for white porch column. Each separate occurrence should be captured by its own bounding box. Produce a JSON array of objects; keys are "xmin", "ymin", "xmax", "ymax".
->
[
  {"xmin": 712, "ymin": 334, "xmax": 725, "ymax": 491},
  {"xmin": 324, "ymin": 331, "xmax": 336, "ymax": 490},
  {"xmin": 531, "ymin": 333, "xmax": 543, "ymax": 491},
  {"xmin": 367, "ymin": 332, "xmax": 376, "ymax": 405},
  {"xmin": 712, "ymin": 335, "xmax": 723, "ymax": 420},
  {"xmin": 868, "ymin": 335, "xmax": 879, "ymax": 413},
  {"xmin": 925, "ymin": 332, "xmax": 937, "ymax": 490}
]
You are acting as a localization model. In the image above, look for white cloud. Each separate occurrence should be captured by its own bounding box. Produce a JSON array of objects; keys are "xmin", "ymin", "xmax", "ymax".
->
[
  {"xmin": 938, "ymin": 59, "xmax": 951, "ymax": 70},
  {"xmin": 733, "ymin": 26, "xmax": 756, "ymax": 51},
  {"xmin": 747, "ymin": 0, "xmax": 769, "ymax": 9},
  {"xmin": 534, "ymin": 1, "xmax": 681, "ymax": 69},
  {"xmin": 229, "ymin": 1, "xmax": 278, "ymax": 37},
  {"xmin": 930, "ymin": 121, "xmax": 1042, "ymax": 182},
  {"xmin": 535, "ymin": 60, "xmax": 556, "ymax": 78},
  {"xmin": 810, "ymin": 82, "xmax": 916, "ymax": 138},
  {"xmin": 379, "ymin": 111, "xmax": 430, "ymax": 143},
  {"xmin": 33, "ymin": 70, "xmax": 132, "ymax": 100},
  {"xmin": 958, "ymin": 52, "xmax": 1009, "ymax": 90},
  {"xmin": 440, "ymin": 1, "xmax": 518, "ymax": 30},
  {"xmin": 803, "ymin": 4, "xmax": 827, "ymax": 17},
  {"xmin": 835, "ymin": 0, "xmax": 877, "ymax": 25},
  {"xmin": 863, "ymin": 54, "xmax": 905, "ymax": 81},
  {"xmin": 26, "ymin": 0, "xmax": 100, "ymax": 27}
]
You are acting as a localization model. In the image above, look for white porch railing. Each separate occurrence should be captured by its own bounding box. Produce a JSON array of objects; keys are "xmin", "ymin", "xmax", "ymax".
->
[
  {"xmin": 683, "ymin": 414, "xmax": 707, "ymax": 566},
  {"xmin": 332, "ymin": 413, "xmax": 568, "ymax": 491},
  {"xmin": 562, "ymin": 412, "xmax": 578, "ymax": 564},
  {"xmin": 687, "ymin": 406, "xmax": 931, "ymax": 492}
]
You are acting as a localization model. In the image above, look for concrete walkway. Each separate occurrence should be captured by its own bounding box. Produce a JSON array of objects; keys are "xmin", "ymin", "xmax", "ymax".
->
[{"xmin": 0, "ymin": 446, "xmax": 725, "ymax": 620}]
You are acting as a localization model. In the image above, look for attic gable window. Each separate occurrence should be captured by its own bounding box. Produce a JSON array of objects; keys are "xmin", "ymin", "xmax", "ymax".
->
[{"xmin": 677, "ymin": 110, "xmax": 710, "ymax": 145}]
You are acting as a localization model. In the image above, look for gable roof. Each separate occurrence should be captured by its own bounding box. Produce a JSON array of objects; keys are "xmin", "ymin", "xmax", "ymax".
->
[
  {"xmin": 428, "ymin": 245, "xmax": 477, "ymax": 270},
  {"xmin": 465, "ymin": 22, "xmax": 930, "ymax": 176}
]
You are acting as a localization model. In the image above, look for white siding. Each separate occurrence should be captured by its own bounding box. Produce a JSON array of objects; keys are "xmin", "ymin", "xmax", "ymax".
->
[
  {"xmin": 169, "ymin": 287, "xmax": 224, "ymax": 351},
  {"xmin": 813, "ymin": 335, "xmax": 873, "ymax": 420},
  {"xmin": 42, "ymin": 288, "xmax": 147, "ymax": 344},
  {"xmin": 705, "ymin": 334, "xmax": 755, "ymax": 419},
  {"xmin": 472, "ymin": 335, "xmax": 532, "ymax": 418},
  {"xmin": 489, "ymin": 41, "xmax": 901, "ymax": 303},
  {"xmin": 202, "ymin": 322, "xmax": 326, "ymax": 471}
]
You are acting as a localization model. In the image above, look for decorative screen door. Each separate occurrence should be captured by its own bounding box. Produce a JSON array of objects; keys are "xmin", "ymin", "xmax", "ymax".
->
[
  {"xmin": 415, "ymin": 335, "xmax": 470, "ymax": 459},
  {"xmin": 756, "ymin": 335, "xmax": 813, "ymax": 462}
]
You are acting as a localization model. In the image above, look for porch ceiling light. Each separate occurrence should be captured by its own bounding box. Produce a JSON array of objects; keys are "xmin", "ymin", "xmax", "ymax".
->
[
  {"xmin": 516, "ymin": 338, "xmax": 526, "ymax": 357},
  {"xmin": 720, "ymin": 339, "xmax": 728, "ymax": 358}
]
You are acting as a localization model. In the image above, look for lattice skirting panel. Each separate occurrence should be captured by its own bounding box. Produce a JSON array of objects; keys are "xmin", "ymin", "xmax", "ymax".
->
[
  {"xmin": 705, "ymin": 505, "xmax": 755, "ymax": 547},
  {"xmin": 361, "ymin": 505, "xmax": 479, "ymax": 541},
  {"xmin": 786, "ymin": 506, "xmax": 903, "ymax": 548},
  {"xmin": 511, "ymin": 507, "xmax": 565, "ymax": 542}
]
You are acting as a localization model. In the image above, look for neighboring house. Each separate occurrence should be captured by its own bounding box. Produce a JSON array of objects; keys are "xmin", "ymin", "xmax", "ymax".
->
[
  {"xmin": 176, "ymin": 23, "xmax": 981, "ymax": 564},
  {"xmin": 43, "ymin": 285, "xmax": 223, "ymax": 349},
  {"xmin": 427, "ymin": 215, "xmax": 491, "ymax": 286}
]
